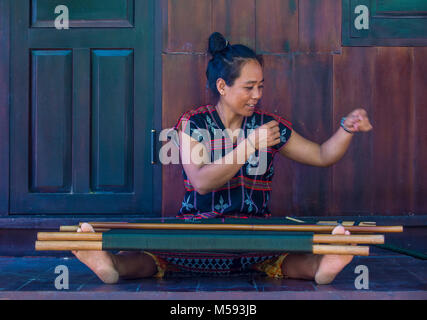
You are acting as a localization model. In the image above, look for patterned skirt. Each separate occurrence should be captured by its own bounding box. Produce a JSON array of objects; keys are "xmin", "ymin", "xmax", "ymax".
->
[{"xmin": 144, "ymin": 251, "xmax": 289, "ymax": 279}]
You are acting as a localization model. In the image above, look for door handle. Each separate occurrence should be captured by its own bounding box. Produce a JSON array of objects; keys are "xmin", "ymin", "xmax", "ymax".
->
[{"xmin": 151, "ymin": 129, "xmax": 156, "ymax": 164}]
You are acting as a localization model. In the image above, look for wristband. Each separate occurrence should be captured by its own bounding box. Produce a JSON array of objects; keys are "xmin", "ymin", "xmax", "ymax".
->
[{"xmin": 340, "ymin": 117, "xmax": 354, "ymax": 134}]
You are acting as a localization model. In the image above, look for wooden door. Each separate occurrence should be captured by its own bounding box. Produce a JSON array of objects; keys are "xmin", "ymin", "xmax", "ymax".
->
[{"xmin": 10, "ymin": 0, "xmax": 156, "ymax": 214}]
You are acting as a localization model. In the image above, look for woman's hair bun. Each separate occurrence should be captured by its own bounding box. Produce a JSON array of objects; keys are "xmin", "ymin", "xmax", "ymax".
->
[{"xmin": 208, "ymin": 32, "xmax": 229, "ymax": 56}]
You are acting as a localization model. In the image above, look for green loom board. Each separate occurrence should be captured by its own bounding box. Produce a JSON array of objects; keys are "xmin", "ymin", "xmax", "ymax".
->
[{"xmin": 102, "ymin": 229, "xmax": 314, "ymax": 252}]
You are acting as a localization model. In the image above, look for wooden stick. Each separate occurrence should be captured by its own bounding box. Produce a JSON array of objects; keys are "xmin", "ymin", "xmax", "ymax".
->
[
  {"xmin": 35, "ymin": 241, "xmax": 102, "ymax": 251},
  {"xmin": 79, "ymin": 222, "xmax": 402, "ymax": 233},
  {"xmin": 313, "ymin": 234, "xmax": 383, "ymax": 244},
  {"xmin": 60, "ymin": 226, "xmax": 79, "ymax": 232},
  {"xmin": 313, "ymin": 245, "xmax": 369, "ymax": 256},
  {"xmin": 34, "ymin": 240, "xmax": 369, "ymax": 255},
  {"xmin": 38, "ymin": 232, "xmax": 384, "ymax": 245},
  {"xmin": 59, "ymin": 226, "xmax": 110, "ymax": 232},
  {"xmin": 38, "ymin": 232, "xmax": 103, "ymax": 241}
]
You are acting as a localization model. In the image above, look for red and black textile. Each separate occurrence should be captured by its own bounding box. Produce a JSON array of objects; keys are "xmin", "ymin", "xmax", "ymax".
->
[
  {"xmin": 172, "ymin": 105, "xmax": 292, "ymax": 219},
  {"xmin": 149, "ymin": 250, "xmax": 281, "ymax": 276}
]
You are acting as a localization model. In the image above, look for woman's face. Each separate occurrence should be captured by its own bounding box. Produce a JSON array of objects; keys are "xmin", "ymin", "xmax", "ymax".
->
[{"xmin": 219, "ymin": 59, "xmax": 264, "ymax": 117}]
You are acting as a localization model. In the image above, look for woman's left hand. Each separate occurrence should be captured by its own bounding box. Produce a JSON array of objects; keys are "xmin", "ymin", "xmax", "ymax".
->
[{"xmin": 344, "ymin": 108, "xmax": 373, "ymax": 133}]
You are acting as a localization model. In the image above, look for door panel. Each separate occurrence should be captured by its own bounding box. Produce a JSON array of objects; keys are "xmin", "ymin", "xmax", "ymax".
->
[
  {"xmin": 30, "ymin": 50, "xmax": 73, "ymax": 193},
  {"xmin": 91, "ymin": 49, "xmax": 134, "ymax": 192},
  {"xmin": 31, "ymin": 0, "xmax": 134, "ymax": 27},
  {"xmin": 10, "ymin": 0, "xmax": 155, "ymax": 214}
]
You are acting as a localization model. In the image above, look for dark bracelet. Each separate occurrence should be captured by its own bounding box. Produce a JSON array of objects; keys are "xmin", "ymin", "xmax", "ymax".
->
[{"xmin": 340, "ymin": 117, "xmax": 354, "ymax": 134}]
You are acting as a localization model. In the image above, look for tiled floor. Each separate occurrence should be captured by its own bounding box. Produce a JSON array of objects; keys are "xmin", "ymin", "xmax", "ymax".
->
[{"xmin": 1, "ymin": 249, "xmax": 426, "ymax": 299}]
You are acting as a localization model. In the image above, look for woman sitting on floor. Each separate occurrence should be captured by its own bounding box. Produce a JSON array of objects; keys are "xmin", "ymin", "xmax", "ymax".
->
[{"xmin": 72, "ymin": 32, "xmax": 373, "ymax": 285}]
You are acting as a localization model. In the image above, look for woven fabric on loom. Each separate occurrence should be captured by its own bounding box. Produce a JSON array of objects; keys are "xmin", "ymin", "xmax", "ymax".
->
[{"xmin": 102, "ymin": 229, "xmax": 313, "ymax": 252}]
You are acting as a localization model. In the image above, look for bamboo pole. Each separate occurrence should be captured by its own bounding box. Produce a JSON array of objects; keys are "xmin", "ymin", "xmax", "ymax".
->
[
  {"xmin": 313, "ymin": 234, "xmax": 383, "ymax": 244},
  {"xmin": 59, "ymin": 226, "xmax": 110, "ymax": 232},
  {"xmin": 35, "ymin": 241, "xmax": 102, "ymax": 251},
  {"xmin": 34, "ymin": 240, "xmax": 369, "ymax": 255},
  {"xmin": 38, "ymin": 232, "xmax": 102, "ymax": 241},
  {"xmin": 59, "ymin": 226, "xmax": 79, "ymax": 232},
  {"xmin": 313, "ymin": 245, "xmax": 369, "ymax": 256},
  {"xmin": 78, "ymin": 222, "xmax": 402, "ymax": 233},
  {"xmin": 38, "ymin": 232, "xmax": 384, "ymax": 245}
]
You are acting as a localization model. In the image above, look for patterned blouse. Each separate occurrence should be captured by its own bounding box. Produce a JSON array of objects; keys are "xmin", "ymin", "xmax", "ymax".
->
[{"xmin": 172, "ymin": 105, "xmax": 292, "ymax": 219}]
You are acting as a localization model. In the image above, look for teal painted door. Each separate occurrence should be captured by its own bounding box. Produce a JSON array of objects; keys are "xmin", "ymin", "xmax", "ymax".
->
[{"xmin": 10, "ymin": 0, "xmax": 156, "ymax": 214}]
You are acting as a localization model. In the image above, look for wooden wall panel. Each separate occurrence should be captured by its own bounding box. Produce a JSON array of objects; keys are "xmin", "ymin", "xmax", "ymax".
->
[
  {"xmin": 291, "ymin": 54, "xmax": 333, "ymax": 215},
  {"xmin": 332, "ymin": 47, "xmax": 376, "ymax": 215},
  {"xmin": 256, "ymin": 0, "xmax": 298, "ymax": 53},
  {"xmin": 373, "ymin": 47, "xmax": 414, "ymax": 215},
  {"xmin": 413, "ymin": 48, "xmax": 427, "ymax": 213},
  {"xmin": 163, "ymin": 0, "xmax": 212, "ymax": 53},
  {"xmin": 161, "ymin": 1, "xmax": 426, "ymax": 217},
  {"xmin": 299, "ymin": 0, "xmax": 341, "ymax": 53},
  {"xmin": 259, "ymin": 54, "xmax": 294, "ymax": 215},
  {"xmin": 162, "ymin": 54, "xmax": 209, "ymax": 129},
  {"xmin": 259, "ymin": 55, "xmax": 293, "ymax": 120},
  {"xmin": 213, "ymin": 0, "xmax": 256, "ymax": 49},
  {"xmin": 162, "ymin": 54, "xmax": 210, "ymax": 216}
]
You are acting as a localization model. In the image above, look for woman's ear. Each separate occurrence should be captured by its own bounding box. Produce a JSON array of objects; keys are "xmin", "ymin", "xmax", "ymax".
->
[{"xmin": 216, "ymin": 78, "xmax": 226, "ymax": 96}]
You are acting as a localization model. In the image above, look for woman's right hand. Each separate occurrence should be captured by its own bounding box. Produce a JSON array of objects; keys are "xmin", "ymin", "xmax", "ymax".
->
[{"xmin": 247, "ymin": 120, "xmax": 281, "ymax": 150}]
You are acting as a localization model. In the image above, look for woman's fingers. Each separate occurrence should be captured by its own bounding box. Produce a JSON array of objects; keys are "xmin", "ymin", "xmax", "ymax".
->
[
  {"xmin": 265, "ymin": 120, "xmax": 279, "ymax": 128},
  {"xmin": 271, "ymin": 126, "xmax": 280, "ymax": 134},
  {"xmin": 252, "ymin": 121, "xmax": 280, "ymax": 149},
  {"xmin": 354, "ymin": 116, "xmax": 372, "ymax": 132},
  {"xmin": 345, "ymin": 108, "xmax": 373, "ymax": 132}
]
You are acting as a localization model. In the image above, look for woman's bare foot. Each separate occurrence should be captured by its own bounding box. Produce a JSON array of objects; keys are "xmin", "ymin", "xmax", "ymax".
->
[
  {"xmin": 314, "ymin": 225, "xmax": 354, "ymax": 285},
  {"xmin": 71, "ymin": 223, "xmax": 119, "ymax": 284}
]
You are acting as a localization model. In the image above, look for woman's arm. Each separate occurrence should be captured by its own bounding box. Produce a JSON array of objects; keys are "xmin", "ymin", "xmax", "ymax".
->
[
  {"xmin": 279, "ymin": 129, "xmax": 353, "ymax": 167},
  {"xmin": 180, "ymin": 120, "xmax": 281, "ymax": 195},
  {"xmin": 180, "ymin": 133, "xmax": 254, "ymax": 195},
  {"xmin": 279, "ymin": 109, "xmax": 373, "ymax": 167}
]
